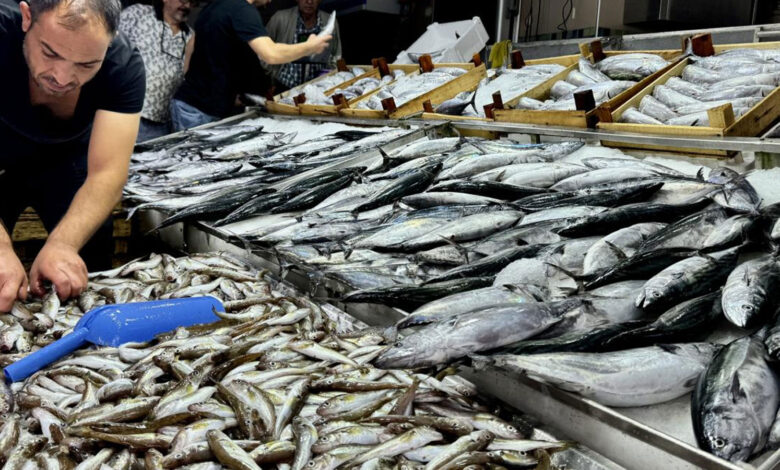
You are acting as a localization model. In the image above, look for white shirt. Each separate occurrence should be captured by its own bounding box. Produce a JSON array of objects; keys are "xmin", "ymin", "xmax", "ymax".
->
[{"xmin": 119, "ymin": 4, "xmax": 191, "ymax": 123}]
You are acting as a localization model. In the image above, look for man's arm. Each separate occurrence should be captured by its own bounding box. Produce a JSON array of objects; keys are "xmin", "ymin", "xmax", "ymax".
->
[
  {"xmin": 248, "ymin": 34, "xmax": 331, "ymax": 65},
  {"xmin": 0, "ymin": 224, "xmax": 27, "ymax": 311},
  {"xmin": 29, "ymin": 110, "xmax": 139, "ymax": 299}
]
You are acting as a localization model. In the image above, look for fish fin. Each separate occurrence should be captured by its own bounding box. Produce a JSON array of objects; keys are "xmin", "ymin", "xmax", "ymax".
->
[
  {"xmin": 377, "ymin": 146, "xmax": 393, "ymax": 167},
  {"xmin": 655, "ymin": 343, "xmax": 683, "ymax": 354},
  {"xmin": 436, "ymin": 236, "xmax": 471, "ymax": 264},
  {"xmin": 535, "ymin": 450, "xmax": 553, "ymax": 470},
  {"xmin": 340, "ymin": 243, "xmax": 353, "ymax": 260},
  {"xmin": 434, "ymin": 366, "xmax": 458, "ymax": 380},
  {"xmin": 543, "ymin": 263, "xmax": 585, "ymax": 293},
  {"xmin": 603, "ymin": 241, "xmax": 628, "ymax": 261},
  {"xmin": 696, "ymin": 167, "xmax": 707, "ymax": 181},
  {"xmin": 683, "ymin": 375, "xmax": 699, "ymax": 389},
  {"xmin": 695, "ymin": 250, "xmax": 717, "ymax": 263},
  {"xmin": 467, "ymin": 354, "xmax": 492, "ymax": 371},
  {"xmin": 381, "ymin": 326, "xmax": 399, "ymax": 343},
  {"xmin": 730, "ymin": 374, "xmax": 747, "ymax": 403},
  {"xmin": 396, "ymin": 315, "xmax": 429, "ymax": 329},
  {"xmin": 468, "ymin": 91, "xmax": 478, "ymax": 115}
]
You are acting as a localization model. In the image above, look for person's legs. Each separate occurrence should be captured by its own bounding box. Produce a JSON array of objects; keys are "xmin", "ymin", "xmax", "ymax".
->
[
  {"xmin": 136, "ymin": 118, "xmax": 172, "ymax": 143},
  {"xmin": 170, "ymin": 99, "xmax": 219, "ymax": 132},
  {"xmin": 29, "ymin": 157, "xmax": 114, "ymax": 271}
]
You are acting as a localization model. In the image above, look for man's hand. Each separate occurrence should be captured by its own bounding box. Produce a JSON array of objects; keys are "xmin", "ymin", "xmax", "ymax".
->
[
  {"xmin": 0, "ymin": 244, "xmax": 27, "ymax": 312},
  {"xmin": 306, "ymin": 34, "xmax": 331, "ymax": 55},
  {"xmin": 30, "ymin": 240, "xmax": 88, "ymax": 300}
]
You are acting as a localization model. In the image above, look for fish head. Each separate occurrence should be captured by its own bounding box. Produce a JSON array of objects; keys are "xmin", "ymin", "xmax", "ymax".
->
[
  {"xmin": 374, "ymin": 335, "xmax": 439, "ymax": 369},
  {"xmin": 306, "ymin": 455, "xmax": 332, "ymax": 470},
  {"xmin": 0, "ymin": 381, "xmax": 13, "ymax": 415},
  {"xmin": 638, "ymin": 287, "xmax": 664, "ymax": 310},
  {"xmin": 701, "ymin": 407, "xmax": 757, "ymax": 462}
]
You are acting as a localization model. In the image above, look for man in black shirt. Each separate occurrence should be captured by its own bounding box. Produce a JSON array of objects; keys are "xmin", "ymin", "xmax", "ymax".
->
[
  {"xmin": 0, "ymin": 0, "xmax": 145, "ymax": 311},
  {"xmin": 172, "ymin": 0, "xmax": 330, "ymax": 129}
]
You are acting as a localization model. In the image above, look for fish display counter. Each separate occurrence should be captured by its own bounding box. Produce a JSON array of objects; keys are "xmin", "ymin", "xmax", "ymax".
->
[{"xmin": 124, "ymin": 114, "xmax": 780, "ymax": 469}]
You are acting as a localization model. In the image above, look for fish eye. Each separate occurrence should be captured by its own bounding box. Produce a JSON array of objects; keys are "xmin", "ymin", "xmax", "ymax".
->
[
  {"xmin": 742, "ymin": 304, "xmax": 754, "ymax": 312},
  {"xmin": 714, "ymin": 438, "xmax": 726, "ymax": 448}
]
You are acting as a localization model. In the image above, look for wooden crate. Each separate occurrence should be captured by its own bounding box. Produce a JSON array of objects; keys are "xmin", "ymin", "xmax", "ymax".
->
[
  {"xmin": 420, "ymin": 54, "xmax": 583, "ymax": 123},
  {"xmin": 493, "ymin": 47, "xmax": 684, "ymax": 128},
  {"xmin": 339, "ymin": 63, "xmax": 486, "ymax": 120},
  {"xmin": 598, "ymin": 40, "xmax": 780, "ymax": 156},
  {"xmin": 266, "ymin": 64, "xmax": 374, "ymax": 116},
  {"xmin": 11, "ymin": 205, "xmax": 133, "ymax": 267},
  {"xmin": 298, "ymin": 64, "xmax": 419, "ymax": 116}
]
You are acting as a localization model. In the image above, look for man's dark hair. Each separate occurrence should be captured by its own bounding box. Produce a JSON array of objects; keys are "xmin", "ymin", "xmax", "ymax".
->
[{"xmin": 27, "ymin": 0, "xmax": 121, "ymax": 34}]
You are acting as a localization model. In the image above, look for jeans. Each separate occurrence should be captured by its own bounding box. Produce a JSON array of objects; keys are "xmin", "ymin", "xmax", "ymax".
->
[
  {"xmin": 137, "ymin": 118, "xmax": 171, "ymax": 143},
  {"xmin": 0, "ymin": 156, "xmax": 113, "ymax": 271},
  {"xmin": 170, "ymin": 99, "xmax": 219, "ymax": 132}
]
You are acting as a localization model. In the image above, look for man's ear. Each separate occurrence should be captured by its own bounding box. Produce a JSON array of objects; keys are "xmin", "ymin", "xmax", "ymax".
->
[{"xmin": 19, "ymin": 2, "xmax": 32, "ymax": 33}]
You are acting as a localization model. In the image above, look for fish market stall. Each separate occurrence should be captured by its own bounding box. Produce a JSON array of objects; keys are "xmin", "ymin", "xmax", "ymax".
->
[
  {"xmin": 493, "ymin": 45, "xmax": 683, "ymax": 129},
  {"xmin": 120, "ymin": 111, "xmax": 780, "ymax": 470}
]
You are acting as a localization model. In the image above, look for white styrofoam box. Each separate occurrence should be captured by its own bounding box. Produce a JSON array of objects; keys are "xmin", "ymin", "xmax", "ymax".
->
[{"xmin": 393, "ymin": 17, "xmax": 489, "ymax": 64}]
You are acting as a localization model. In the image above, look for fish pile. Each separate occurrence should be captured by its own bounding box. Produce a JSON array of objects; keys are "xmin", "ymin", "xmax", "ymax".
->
[
  {"xmin": 619, "ymin": 48, "xmax": 780, "ymax": 126},
  {"xmin": 123, "ymin": 118, "xmax": 415, "ymax": 228},
  {"xmin": 278, "ymin": 68, "xmax": 368, "ymax": 105},
  {"xmin": 0, "ymin": 252, "xmax": 574, "ymax": 470},
  {"xmin": 435, "ymin": 64, "xmax": 566, "ymax": 117},
  {"xmin": 325, "ymin": 73, "xmax": 400, "ymax": 103},
  {"xmin": 125, "ymin": 123, "xmax": 780, "ymax": 463},
  {"xmin": 189, "ymin": 133, "xmax": 780, "ymax": 464},
  {"xmin": 356, "ymin": 68, "xmax": 470, "ymax": 110},
  {"xmin": 515, "ymin": 55, "xmax": 669, "ymax": 111},
  {"xmin": 0, "ymin": 252, "xmax": 268, "ymax": 364}
]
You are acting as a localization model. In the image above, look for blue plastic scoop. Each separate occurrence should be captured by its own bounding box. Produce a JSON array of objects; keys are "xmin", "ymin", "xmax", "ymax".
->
[{"xmin": 3, "ymin": 296, "xmax": 223, "ymax": 383}]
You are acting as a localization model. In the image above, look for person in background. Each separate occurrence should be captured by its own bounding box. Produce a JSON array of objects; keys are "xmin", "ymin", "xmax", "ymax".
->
[
  {"xmin": 119, "ymin": 0, "xmax": 191, "ymax": 141},
  {"xmin": 171, "ymin": 0, "xmax": 331, "ymax": 131},
  {"xmin": 0, "ymin": 0, "xmax": 144, "ymax": 310},
  {"xmin": 265, "ymin": 0, "xmax": 341, "ymax": 91}
]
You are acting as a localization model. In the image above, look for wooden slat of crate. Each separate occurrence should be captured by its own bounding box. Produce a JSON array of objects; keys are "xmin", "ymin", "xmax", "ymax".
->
[
  {"xmin": 11, "ymin": 207, "xmax": 131, "ymax": 242},
  {"xmin": 266, "ymin": 65, "xmax": 374, "ymax": 116},
  {"xmin": 494, "ymin": 49, "xmax": 684, "ymax": 128},
  {"xmin": 11, "ymin": 208, "xmax": 48, "ymax": 241},
  {"xmin": 340, "ymin": 63, "xmax": 484, "ymax": 119},
  {"xmin": 421, "ymin": 113, "xmax": 489, "ymax": 122}
]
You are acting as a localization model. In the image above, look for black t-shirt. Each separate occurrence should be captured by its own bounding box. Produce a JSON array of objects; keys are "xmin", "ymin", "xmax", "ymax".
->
[
  {"xmin": 0, "ymin": 0, "xmax": 145, "ymax": 172},
  {"xmin": 175, "ymin": 0, "xmax": 268, "ymax": 117}
]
